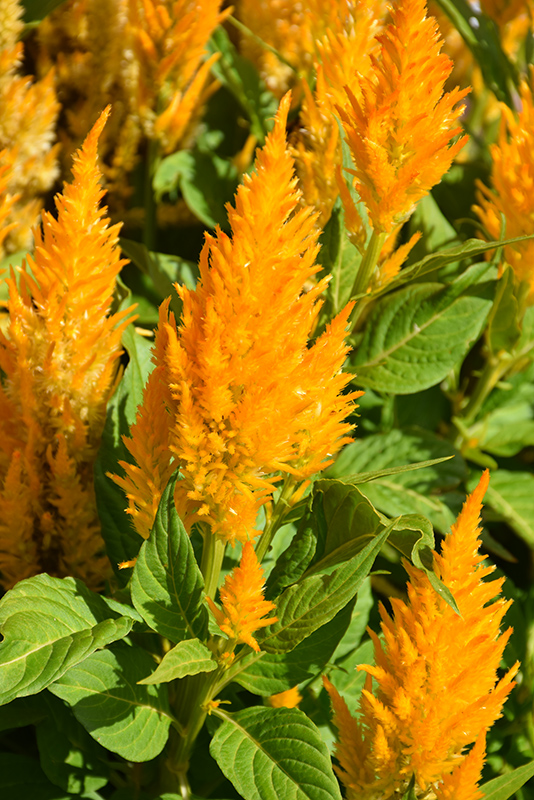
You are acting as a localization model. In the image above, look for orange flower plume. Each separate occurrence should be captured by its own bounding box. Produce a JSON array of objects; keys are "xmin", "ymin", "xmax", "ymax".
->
[
  {"xmin": 207, "ymin": 541, "xmax": 277, "ymax": 653},
  {"xmin": 474, "ymin": 72, "xmax": 534, "ymax": 304},
  {"xmin": 0, "ymin": 108, "xmax": 133, "ymax": 589},
  {"xmin": 338, "ymin": 0, "xmax": 469, "ymax": 234},
  {"xmin": 324, "ymin": 470, "xmax": 519, "ymax": 800},
  {"xmin": 115, "ymin": 92, "xmax": 360, "ymax": 544}
]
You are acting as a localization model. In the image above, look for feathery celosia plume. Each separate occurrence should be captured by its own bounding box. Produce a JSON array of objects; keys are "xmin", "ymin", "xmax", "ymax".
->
[
  {"xmin": 290, "ymin": 0, "xmax": 386, "ymax": 227},
  {"xmin": 129, "ymin": 0, "xmax": 229, "ymax": 153},
  {"xmin": 0, "ymin": 0, "xmax": 60, "ymax": 257},
  {"xmin": 324, "ymin": 470, "xmax": 519, "ymax": 800},
  {"xmin": 474, "ymin": 72, "xmax": 534, "ymax": 304},
  {"xmin": 0, "ymin": 108, "xmax": 133, "ymax": 588},
  {"xmin": 207, "ymin": 541, "xmax": 277, "ymax": 652},
  {"xmin": 338, "ymin": 0, "xmax": 469, "ymax": 234},
  {"xmin": 115, "ymin": 93, "xmax": 360, "ymax": 545}
]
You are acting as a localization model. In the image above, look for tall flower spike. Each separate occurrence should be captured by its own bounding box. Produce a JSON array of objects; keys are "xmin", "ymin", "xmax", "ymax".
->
[
  {"xmin": 207, "ymin": 541, "xmax": 277, "ymax": 653},
  {"xmin": 0, "ymin": 108, "xmax": 134, "ymax": 589},
  {"xmin": 324, "ymin": 470, "xmax": 519, "ymax": 800},
  {"xmin": 116, "ymin": 93, "xmax": 360, "ymax": 545},
  {"xmin": 338, "ymin": 0, "xmax": 469, "ymax": 234},
  {"xmin": 474, "ymin": 72, "xmax": 534, "ymax": 305}
]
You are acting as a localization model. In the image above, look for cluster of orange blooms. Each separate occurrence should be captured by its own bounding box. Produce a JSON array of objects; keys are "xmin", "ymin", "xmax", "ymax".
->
[{"xmin": 0, "ymin": 0, "xmax": 528, "ymax": 796}]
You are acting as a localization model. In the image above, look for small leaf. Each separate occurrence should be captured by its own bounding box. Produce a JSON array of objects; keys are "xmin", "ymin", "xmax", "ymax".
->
[
  {"xmin": 210, "ymin": 706, "xmax": 342, "ymax": 800},
  {"xmin": 481, "ymin": 760, "xmax": 534, "ymax": 800},
  {"xmin": 49, "ymin": 643, "xmax": 173, "ymax": 762},
  {"xmin": 260, "ymin": 524, "xmax": 392, "ymax": 653},
  {"xmin": 130, "ymin": 475, "xmax": 209, "ymax": 643},
  {"xmin": 0, "ymin": 575, "xmax": 133, "ymax": 705},
  {"xmin": 138, "ymin": 639, "xmax": 217, "ymax": 685}
]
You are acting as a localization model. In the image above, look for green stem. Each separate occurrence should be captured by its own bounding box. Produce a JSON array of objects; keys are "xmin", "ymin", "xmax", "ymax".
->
[
  {"xmin": 349, "ymin": 229, "xmax": 386, "ymax": 324},
  {"xmin": 255, "ymin": 478, "xmax": 295, "ymax": 564},
  {"xmin": 200, "ymin": 534, "xmax": 226, "ymax": 599},
  {"xmin": 143, "ymin": 137, "xmax": 159, "ymax": 252}
]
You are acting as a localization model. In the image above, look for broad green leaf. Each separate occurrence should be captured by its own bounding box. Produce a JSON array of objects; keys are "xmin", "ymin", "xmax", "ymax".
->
[
  {"xmin": 228, "ymin": 603, "xmax": 353, "ymax": 696},
  {"xmin": 130, "ymin": 475, "xmax": 209, "ymax": 643},
  {"xmin": 138, "ymin": 638, "xmax": 217, "ymax": 684},
  {"xmin": 260, "ymin": 524, "xmax": 391, "ymax": 654},
  {"xmin": 317, "ymin": 203, "xmax": 361, "ymax": 323},
  {"xmin": 483, "ymin": 471, "xmax": 534, "ymax": 549},
  {"xmin": 331, "ymin": 577, "xmax": 373, "ymax": 661},
  {"xmin": 0, "ymin": 694, "xmax": 47, "ymax": 732},
  {"xmin": 36, "ymin": 692, "xmax": 109, "ymax": 794},
  {"xmin": 351, "ymin": 275, "xmax": 493, "ymax": 393},
  {"xmin": 0, "ymin": 575, "xmax": 133, "ymax": 705},
  {"xmin": 481, "ymin": 760, "xmax": 534, "ymax": 799},
  {"xmin": 94, "ymin": 323, "xmax": 154, "ymax": 578},
  {"xmin": 49, "ymin": 643, "xmax": 173, "ymax": 762},
  {"xmin": 0, "ymin": 753, "xmax": 75, "ymax": 800},
  {"xmin": 208, "ymin": 27, "xmax": 277, "ymax": 142},
  {"xmin": 265, "ymin": 519, "xmax": 317, "ymax": 600},
  {"xmin": 327, "ymin": 428, "xmax": 465, "ymax": 532},
  {"xmin": 210, "ymin": 706, "xmax": 342, "ymax": 800},
  {"xmin": 22, "ymin": 0, "xmax": 68, "ymax": 23},
  {"xmin": 408, "ymin": 192, "xmax": 457, "ymax": 265}
]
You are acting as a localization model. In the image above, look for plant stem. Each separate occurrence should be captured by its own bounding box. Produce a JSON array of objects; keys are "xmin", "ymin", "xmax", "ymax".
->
[
  {"xmin": 254, "ymin": 478, "xmax": 295, "ymax": 564},
  {"xmin": 200, "ymin": 533, "xmax": 226, "ymax": 599},
  {"xmin": 349, "ymin": 229, "xmax": 386, "ymax": 328}
]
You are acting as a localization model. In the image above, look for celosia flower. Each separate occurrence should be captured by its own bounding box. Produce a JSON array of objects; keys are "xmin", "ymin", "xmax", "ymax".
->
[
  {"xmin": 116, "ymin": 93, "xmax": 360, "ymax": 544},
  {"xmin": 324, "ymin": 470, "xmax": 519, "ymax": 800},
  {"xmin": 474, "ymin": 72, "xmax": 534, "ymax": 304},
  {"xmin": 0, "ymin": 108, "xmax": 133, "ymax": 589},
  {"xmin": 207, "ymin": 541, "xmax": 277, "ymax": 652},
  {"xmin": 0, "ymin": 0, "xmax": 60, "ymax": 257},
  {"xmin": 338, "ymin": 0, "xmax": 469, "ymax": 234}
]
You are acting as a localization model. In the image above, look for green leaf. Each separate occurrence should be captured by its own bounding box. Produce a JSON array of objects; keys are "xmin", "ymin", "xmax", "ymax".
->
[
  {"xmin": 228, "ymin": 603, "xmax": 354, "ymax": 696},
  {"xmin": 208, "ymin": 27, "xmax": 277, "ymax": 142},
  {"xmin": 260, "ymin": 524, "xmax": 392, "ymax": 654},
  {"xmin": 481, "ymin": 760, "xmax": 534, "ymax": 799},
  {"xmin": 49, "ymin": 643, "xmax": 173, "ymax": 762},
  {"xmin": 0, "ymin": 575, "xmax": 134, "ymax": 705},
  {"xmin": 331, "ymin": 577, "xmax": 373, "ymax": 661},
  {"xmin": 483, "ymin": 471, "xmax": 534, "ymax": 549},
  {"xmin": 329, "ymin": 637, "xmax": 375, "ymax": 707},
  {"xmin": 36, "ymin": 692, "xmax": 109, "ymax": 795},
  {"xmin": 351, "ymin": 274, "xmax": 493, "ymax": 394},
  {"xmin": 137, "ymin": 638, "xmax": 217, "ymax": 685},
  {"xmin": 317, "ymin": 203, "xmax": 361, "ymax": 322},
  {"xmin": 327, "ymin": 428, "xmax": 465, "ymax": 532},
  {"xmin": 0, "ymin": 694, "xmax": 47, "ymax": 732},
  {"xmin": 22, "ymin": 0, "xmax": 68, "ymax": 23},
  {"xmin": 265, "ymin": 519, "xmax": 317, "ymax": 600},
  {"xmin": 120, "ymin": 237, "xmax": 197, "ymax": 307},
  {"xmin": 0, "ymin": 753, "xmax": 75, "ymax": 800},
  {"xmin": 130, "ymin": 475, "xmax": 209, "ymax": 643},
  {"xmin": 94, "ymin": 324, "xmax": 154, "ymax": 578},
  {"xmin": 210, "ymin": 706, "xmax": 342, "ymax": 800}
]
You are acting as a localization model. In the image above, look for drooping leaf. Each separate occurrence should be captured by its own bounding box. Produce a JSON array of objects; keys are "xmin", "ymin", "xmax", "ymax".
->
[
  {"xmin": 480, "ymin": 760, "xmax": 534, "ymax": 800},
  {"xmin": 260, "ymin": 524, "xmax": 392, "ymax": 654},
  {"xmin": 210, "ymin": 706, "xmax": 342, "ymax": 800},
  {"xmin": 0, "ymin": 575, "xmax": 134, "ymax": 705},
  {"xmin": 130, "ymin": 475, "xmax": 209, "ymax": 643},
  {"xmin": 137, "ymin": 639, "xmax": 217, "ymax": 685},
  {"xmin": 94, "ymin": 323, "xmax": 154, "ymax": 578},
  {"xmin": 49, "ymin": 643, "xmax": 173, "ymax": 762},
  {"xmin": 35, "ymin": 692, "xmax": 109, "ymax": 795}
]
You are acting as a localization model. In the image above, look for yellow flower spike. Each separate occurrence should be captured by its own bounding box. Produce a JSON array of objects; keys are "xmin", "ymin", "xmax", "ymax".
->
[
  {"xmin": 324, "ymin": 470, "xmax": 519, "ymax": 800},
  {"xmin": 338, "ymin": 0, "xmax": 469, "ymax": 235},
  {"xmin": 474, "ymin": 72, "xmax": 534, "ymax": 304},
  {"xmin": 0, "ymin": 108, "xmax": 135, "ymax": 589},
  {"xmin": 117, "ymin": 92, "xmax": 360, "ymax": 545},
  {"xmin": 207, "ymin": 541, "xmax": 277, "ymax": 653}
]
